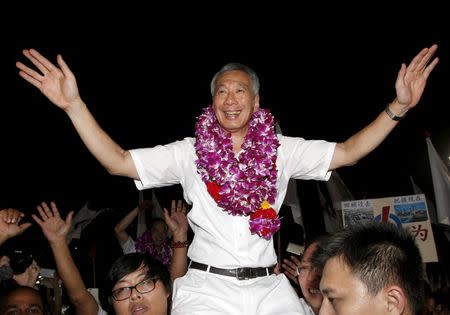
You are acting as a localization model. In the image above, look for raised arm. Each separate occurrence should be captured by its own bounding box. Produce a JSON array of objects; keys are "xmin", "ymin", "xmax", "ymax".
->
[
  {"xmin": 32, "ymin": 201, "xmax": 98, "ymax": 315},
  {"xmin": 114, "ymin": 200, "xmax": 152, "ymax": 246},
  {"xmin": 164, "ymin": 200, "xmax": 189, "ymax": 281},
  {"xmin": 16, "ymin": 49, "xmax": 138, "ymax": 179},
  {"xmin": 330, "ymin": 44, "xmax": 439, "ymax": 170}
]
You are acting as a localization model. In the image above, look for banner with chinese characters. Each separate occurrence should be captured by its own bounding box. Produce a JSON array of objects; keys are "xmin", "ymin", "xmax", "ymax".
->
[{"xmin": 341, "ymin": 194, "xmax": 438, "ymax": 262}]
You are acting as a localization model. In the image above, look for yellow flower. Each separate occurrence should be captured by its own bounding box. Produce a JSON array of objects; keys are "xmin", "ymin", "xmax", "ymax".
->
[{"xmin": 261, "ymin": 200, "xmax": 271, "ymax": 210}]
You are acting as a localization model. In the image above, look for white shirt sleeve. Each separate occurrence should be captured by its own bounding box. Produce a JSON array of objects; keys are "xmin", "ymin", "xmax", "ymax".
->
[
  {"xmin": 279, "ymin": 136, "xmax": 336, "ymax": 181},
  {"xmin": 121, "ymin": 236, "xmax": 136, "ymax": 254},
  {"xmin": 129, "ymin": 138, "xmax": 192, "ymax": 190},
  {"xmin": 97, "ymin": 305, "xmax": 109, "ymax": 315}
]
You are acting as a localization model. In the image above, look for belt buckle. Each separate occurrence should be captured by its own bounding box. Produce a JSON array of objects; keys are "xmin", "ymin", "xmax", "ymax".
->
[{"xmin": 236, "ymin": 267, "xmax": 253, "ymax": 280}]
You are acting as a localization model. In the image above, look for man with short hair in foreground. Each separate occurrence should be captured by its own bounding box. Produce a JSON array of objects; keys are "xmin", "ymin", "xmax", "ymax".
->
[{"xmin": 314, "ymin": 222, "xmax": 424, "ymax": 315}]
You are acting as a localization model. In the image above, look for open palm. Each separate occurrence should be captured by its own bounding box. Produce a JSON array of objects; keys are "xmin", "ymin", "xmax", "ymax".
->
[
  {"xmin": 395, "ymin": 44, "xmax": 439, "ymax": 109},
  {"xmin": 164, "ymin": 200, "xmax": 188, "ymax": 237},
  {"xmin": 16, "ymin": 49, "xmax": 81, "ymax": 111},
  {"xmin": 32, "ymin": 201, "xmax": 73, "ymax": 243}
]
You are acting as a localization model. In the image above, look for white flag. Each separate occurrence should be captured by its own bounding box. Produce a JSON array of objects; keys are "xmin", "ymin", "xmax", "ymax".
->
[
  {"xmin": 151, "ymin": 189, "xmax": 164, "ymax": 219},
  {"xmin": 283, "ymin": 178, "xmax": 303, "ymax": 227},
  {"xmin": 67, "ymin": 203, "xmax": 104, "ymax": 242},
  {"xmin": 136, "ymin": 191, "xmax": 147, "ymax": 238},
  {"xmin": 409, "ymin": 175, "xmax": 438, "ymax": 224},
  {"xmin": 426, "ymin": 137, "xmax": 450, "ymax": 225},
  {"xmin": 321, "ymin": 171, "xmax": 355, "ymax": 233}
]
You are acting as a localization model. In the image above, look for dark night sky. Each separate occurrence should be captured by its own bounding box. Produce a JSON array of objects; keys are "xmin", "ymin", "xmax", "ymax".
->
[{"xmin": 0, "ymin": 7, "xmax": 449, "ymax": 267}]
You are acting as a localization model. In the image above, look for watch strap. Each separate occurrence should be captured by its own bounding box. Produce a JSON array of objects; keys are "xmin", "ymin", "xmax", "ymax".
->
[{"xmin": 384, "ymin": 104, "xmax": 405, "ymax": 121}]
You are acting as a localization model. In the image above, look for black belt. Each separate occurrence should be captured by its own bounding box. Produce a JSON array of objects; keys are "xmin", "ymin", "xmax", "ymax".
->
[{"xmin": 189, "ymin": 261, "xmax": 275, "ymax": 280}]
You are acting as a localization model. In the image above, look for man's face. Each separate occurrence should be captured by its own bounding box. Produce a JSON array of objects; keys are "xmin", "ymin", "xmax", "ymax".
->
[
  {"xmin": 2, "ymin": 287, "xmax": 44, "ymax": 315},
  {"xmin": 111, "ymin": 265, "xmax": 168, "ymax": 315},
  {"xmin": 298, "ymin": 243, "xmax": 323, "ymax": 312},
  {"xmin": 212, "ymin": 70, "xmax": 259, "ymax": 137},
  {"xmin": 319, "ymin": 256, "xmax": 387, "ymax": 315}
]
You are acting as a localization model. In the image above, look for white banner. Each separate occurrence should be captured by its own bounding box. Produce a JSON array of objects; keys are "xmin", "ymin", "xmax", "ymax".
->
[{"xmin": 342, "ymin": 194, "xmax": 438, "ymax": 263}]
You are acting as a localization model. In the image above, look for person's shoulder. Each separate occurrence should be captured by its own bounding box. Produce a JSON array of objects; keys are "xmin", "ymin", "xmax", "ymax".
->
[
  {"xmin": 162, "ymin": 137, "xmax": 195, "ymax": 150},
  {"xmin": 279, "ymin": 135, "xmax": 335, "ymax": 146},
  {"xmin": 166, "ymin": 137, "xmax": 194, "ymax": 145},
  {"xmin": 182, "ymin": 137, "xmax": 195, "ymax": 145},
  {"xmin": 278, "ymin": 135, "xmax": 306, "ymax": 146}
]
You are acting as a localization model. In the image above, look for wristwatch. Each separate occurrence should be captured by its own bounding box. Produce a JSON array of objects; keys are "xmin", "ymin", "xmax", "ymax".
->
[{"xmin": 384, "ymin": 104, "xmax": 405, "ymax": 121}]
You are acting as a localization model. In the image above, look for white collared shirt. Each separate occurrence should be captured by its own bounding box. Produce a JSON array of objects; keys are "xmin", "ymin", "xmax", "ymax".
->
[
  {"xmin": 299, "ymin": 298, "xmax": 316, "ymax": 315},
  {"xmin": 130, "ymin": 135, "xmax": 335, "ymax": 268}
]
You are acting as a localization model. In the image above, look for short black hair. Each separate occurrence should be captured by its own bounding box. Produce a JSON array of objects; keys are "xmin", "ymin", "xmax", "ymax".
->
[
  {"xmin": 8, "ymin": 250, "xmax": 34, "ymax": 274},
  {"xmin": 0, "ymin": 286, "xmax": 45, "ymax": 314},
  {"xmin": 313, "ymin": 222, "xmax": 424, "ymax": 315},
  {"xmin": 102, "ymin": 253, "xmax": 171, "ymax": 314}
]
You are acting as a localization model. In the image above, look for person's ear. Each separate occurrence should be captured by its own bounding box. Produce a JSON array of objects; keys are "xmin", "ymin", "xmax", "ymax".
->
[
  {"xmin": 253, "ymin": 95, "xmax": 260, "ymax": 112},
  {"xmin": 385, "ymin": 285, "xmax": 406, "ymax": 314}
]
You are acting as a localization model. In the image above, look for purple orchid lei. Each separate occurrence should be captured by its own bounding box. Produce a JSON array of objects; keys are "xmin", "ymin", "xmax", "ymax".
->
[
  {"xmin": 195, "ymin": 106, "xmax": 281, "ymax": 239},
  {"xmin": 135, "ymin": 231, "xmax": 172, "ymax": 267}
]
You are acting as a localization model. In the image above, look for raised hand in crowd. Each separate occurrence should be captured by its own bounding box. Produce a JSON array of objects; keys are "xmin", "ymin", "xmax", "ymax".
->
[
  {"xmin": 164, "ymin": 200, "xmax": 189, "ymax": 281},
  {"xmin": 32, "ymin": 202, "xmax": 73, "ymax": 244},
  {"xmin": 32, "ymin": 201, "xmax": 98, "ymax": 315},
  {"xmin": 0, "ymin": 208, "xmax": 32, "ymax": 245},
  {"xmin": 282, "ymin": 255, "xmax": 302, "ymax": 286},
  {"xmin": 164, "ymin": 200, "xmax": 188, "ymax": 241},
  {"xmin": 114, "ymin": 199, "xmax": 153, "ymax": 254}
]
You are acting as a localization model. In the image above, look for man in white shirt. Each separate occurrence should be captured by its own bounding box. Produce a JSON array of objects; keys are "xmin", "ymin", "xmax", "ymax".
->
[{"xmin": 16, "ymin": 45, "xmax": 438, "ymax": 314}]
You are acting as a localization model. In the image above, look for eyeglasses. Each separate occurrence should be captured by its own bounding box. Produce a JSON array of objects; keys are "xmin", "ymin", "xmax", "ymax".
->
[{"xmin": 111, "ymin": 278, "xmax": 159, "ymax": 301}]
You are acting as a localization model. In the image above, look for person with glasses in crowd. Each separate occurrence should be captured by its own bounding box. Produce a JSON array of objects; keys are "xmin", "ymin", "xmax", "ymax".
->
[
  {"xmin": 282, "ymin": 236, "xmax": 328, "ymax": 314},
  {"xmin": 104, "ymin": 253, "xmax": 171, "ymax": 315},
  {"xmin": 33, "ymin": 200, "xmax": 184, "ymax": 315}
]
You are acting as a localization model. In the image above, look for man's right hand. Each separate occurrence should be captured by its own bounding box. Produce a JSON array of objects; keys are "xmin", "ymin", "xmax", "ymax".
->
[{"xmin": 16, "ymin": 49, "xmax": 82, "ymax": 112}]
